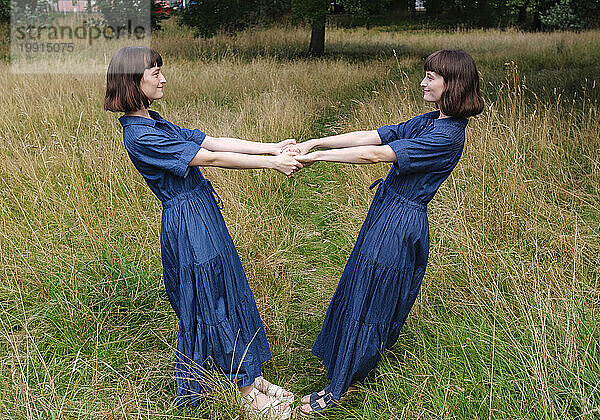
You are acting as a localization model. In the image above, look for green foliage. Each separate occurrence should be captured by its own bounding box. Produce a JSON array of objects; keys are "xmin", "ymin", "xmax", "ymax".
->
[
  {"xmin": 0, "ymin": 0, "xmax": 10, "ymax": 23},
  {"xmin": 423, "ymin": 0, "xmax": 506, "ymax": 26},
  {"xmin": 11, "ymin": 0, "xmax": 55, "ymax": 26},
  {"xmin": 541, "ymin": 0, "xmax": 600, "ymax": 30},
  {"xmin": 290, "ymin": 0, "xmax": 327, "ymax": 24},
  {"xmin": 338, "ymin": 0, "xmax": 392, "ymax": 22},
  {"xmin": 89, "ymin": 0, "xmax": 169, "ymax": 32},
  {"xmin": 151, "ymin": 0, "xmax": 169, "ymax": 31},
  {"xmin": 90, "ymin": 0, "xmax": 151, "ymax": 30},
  {"xmin": 178, "ymin": 0, "xmax": 290, "ymax": 38},
  {"xmin": 422, "ymin": 0, "xmax": 600, "ymax": 30},
  {"xmin": 541, "ymin": 0, "xmax": 580, "ymax": 29},
  {"xmin": 177, "ymin": 0, "xmax": 395, "ymax": 46},
  {"xmin": 177, "ymin": 0, "xmax": 247, "ymax": 37}
]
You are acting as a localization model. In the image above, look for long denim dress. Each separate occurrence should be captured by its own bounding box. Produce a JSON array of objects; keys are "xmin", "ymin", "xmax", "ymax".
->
[
  {"xmin": 312, "ymin": 110, "xmax": 468, "ymax": 400},
  {"xmin": 119, "ymin": 110, "xmax": 271, "ymax": 406}
]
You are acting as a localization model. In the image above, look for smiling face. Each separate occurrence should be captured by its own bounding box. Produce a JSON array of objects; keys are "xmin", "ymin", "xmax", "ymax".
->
[
  {"xmin": 140, "ymin": 66, "xmax": 166, "ymax": 102},
  {"xmin": 420, "ymin": 70, "xmax": 445, "ymax": 105}
]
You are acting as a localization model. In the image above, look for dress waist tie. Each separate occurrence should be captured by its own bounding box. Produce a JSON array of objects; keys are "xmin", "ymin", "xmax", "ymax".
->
[
  {"xmin": 369, "ymin": 178, "xmax": 427, "ymax": 213},
  {"xmin": 162, "ymin": 178, "xmax": 224, "ymax": 210}
]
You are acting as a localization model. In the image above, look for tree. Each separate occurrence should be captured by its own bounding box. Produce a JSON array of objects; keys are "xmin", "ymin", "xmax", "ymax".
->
[
  {"xmin": 178, "ymin": 0, "xmax": 392, "ymax": 55},
  {"xmin": 91, "ymin": 0, "xmax": 153, "ymax": 31},
  {"xmin": 178, "ymin": 0, "xmax": 247, "ymax": 37},
  {"xmin": 292, "ymin": 0, "xmax": 391, "ymax": 54},
  {"xmin": 291, "ymin": 0, "xmax": 328, "ymax": 55},
  {"xmin": 178, "ymin": 0, "xmax": 290, "ymax": 38}
]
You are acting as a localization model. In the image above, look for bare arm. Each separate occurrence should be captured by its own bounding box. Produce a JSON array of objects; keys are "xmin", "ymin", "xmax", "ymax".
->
[
  {"xmin": 201, "ymin": 135, "xmax": 296, "ymax": 155},
  {"xmin": 293, "ymin": 130, "xmax": 381, "ymax": 155},
  {"xmin": 296, "ymin": 145, "xmax": 396, "ymax": 165},
  {"xmin": 189, "ymin": 148, "xmax": 302, "ymax": 176}
]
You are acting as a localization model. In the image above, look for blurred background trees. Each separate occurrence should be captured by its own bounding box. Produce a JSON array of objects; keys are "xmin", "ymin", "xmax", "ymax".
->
[
  {"xmin": 175, "ymin": 0, "xmax": 599, "ymax": 54},
  {"xmin": 177, "ymin": 0, "xmax": 391, "ymax": 54},
  {"xmin": 422, "ymin": 0, "xmax": 600, "ymax": 30},
  {"xmin": 1, "ymin": 0, "xmax": 598, "ymax": 47},
  {"xmin": 0, "ymin": 0, "xmax": 9, "ymax": 23}
]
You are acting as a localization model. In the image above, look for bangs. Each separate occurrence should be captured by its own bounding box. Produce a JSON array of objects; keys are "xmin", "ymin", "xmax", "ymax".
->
[
  {"xmin": 424, "ymin": 50, "xmax": 449, "ymax": 78},
  {"xmin": 111, "ymin": 47, "xmax": 163, "ymax": 75},
  {"xmin": 145, "ymin": 48, "xmax": 163, "ymax": 69}
]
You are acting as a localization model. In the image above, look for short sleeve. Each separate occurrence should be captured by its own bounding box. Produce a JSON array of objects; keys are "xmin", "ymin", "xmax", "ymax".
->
[
  {"xmin": 177, "ymin": 127, "xmax": 207, "ymax": 146},
  {"xmin": 387, "ymin": 133, "xmax": 459, "ymax": 175},
  {"xmin": 377, "ymin": 121, "xmax": 406, "ymax": 145},
  {"xmin": 130, "ymin": 132, "xmax": 202, "ymax": 177}
]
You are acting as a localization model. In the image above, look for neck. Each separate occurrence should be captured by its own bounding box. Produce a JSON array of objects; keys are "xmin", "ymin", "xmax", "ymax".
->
[
  {"xmin": 437, "ymin": 108, "xmax": 450, "ymax": 119},
  {"xmin": 125, "ymin": 108, "xmax": 151, "ymax": 119}
]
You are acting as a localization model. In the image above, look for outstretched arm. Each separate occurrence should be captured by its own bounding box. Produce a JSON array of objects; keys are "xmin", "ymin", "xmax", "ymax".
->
[
  {"xmin": 296, "ymin": 145, "xmax": 396, "ymax": 165},
  {"xmin": 292, "ymin": 130, "xmax": 381, "ymax": 155},
  {"xmin": 201, "ymin": 135, "xmax": 296, "ymax": 155},
  {"xmin": 189, "ymin": 148, "xmax": 302, "ymax": 176}
]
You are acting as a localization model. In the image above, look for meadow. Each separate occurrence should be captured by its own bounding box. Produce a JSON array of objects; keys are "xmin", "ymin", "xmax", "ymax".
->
[{"xmin": 0, "ymin": 19, "xmax": 599, "ymax": 419}]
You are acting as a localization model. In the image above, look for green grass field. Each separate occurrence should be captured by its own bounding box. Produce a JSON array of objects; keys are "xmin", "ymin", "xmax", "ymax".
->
[{"xmin": 0, "ymin": 19, "xmax": 599, "ymax": 419}]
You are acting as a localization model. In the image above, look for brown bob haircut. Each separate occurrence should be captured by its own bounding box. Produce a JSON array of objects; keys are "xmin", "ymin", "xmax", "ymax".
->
[
  {"xmin": 424, "ymin": 50, "xmax": 484, "ymax": 118},
  {"xmin": 104, "ymin": 46, "xmax": 163, "ymax": 113}
]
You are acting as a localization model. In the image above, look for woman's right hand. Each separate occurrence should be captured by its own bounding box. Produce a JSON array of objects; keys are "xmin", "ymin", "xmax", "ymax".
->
[
  {"xmin": 295, "ymin": 152, "xmax": 317, "ymax": 167},
  {"xmin": 272, "ymin": 153, "xmax": 303, "ymax": 177}
]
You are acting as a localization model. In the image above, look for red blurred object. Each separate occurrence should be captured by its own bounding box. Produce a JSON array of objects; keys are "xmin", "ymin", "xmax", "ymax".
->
[{"xmin": 153, "ymin": 0, "xmax": 173, "ymax": 16}]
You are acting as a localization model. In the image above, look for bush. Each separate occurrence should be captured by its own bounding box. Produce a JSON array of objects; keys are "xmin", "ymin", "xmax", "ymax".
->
[
  {"xmin": 541, "ymin": 0, "xmax": 600, "ymax": 30},
  {"xmin": 177, "ymin": 0, "xmax": 248, "ymax": 38},
  {"xmin": 90, "ymin": 0, "xmax": 153, "ymax": 31},
  {"xmin": 177, "ymin": 0, "xmax": 290, "ymax": 38},
  {"xmin": 540, "ymin": 0, "xmax": 580, "ymax": 30}
]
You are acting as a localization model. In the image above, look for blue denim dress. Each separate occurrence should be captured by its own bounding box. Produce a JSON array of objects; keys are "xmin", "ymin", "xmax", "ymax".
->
[
  {"xmin": 312, "ymin": 110, "xmax": 468, "ymax": 400},
  {"xmin": 119, "ymin": 110, "xmax": 271, "ymax": 406}
]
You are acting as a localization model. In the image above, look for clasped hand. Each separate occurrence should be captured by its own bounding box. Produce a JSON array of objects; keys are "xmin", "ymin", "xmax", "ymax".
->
[{"xmin": 272, "ymin": 139, "xmax": 316, "ymax": 177}]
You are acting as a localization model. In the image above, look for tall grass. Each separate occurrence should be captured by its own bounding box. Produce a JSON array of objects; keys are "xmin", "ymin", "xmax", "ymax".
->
[{"xmin": 1, "ymin": 20, "xmax": 598, "ymax": 419}]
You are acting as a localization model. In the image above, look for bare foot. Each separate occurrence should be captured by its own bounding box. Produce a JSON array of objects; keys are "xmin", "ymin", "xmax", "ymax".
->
[
  {"xmin": 299, "ymin": 387, "xmax": 333, "ymax": 414},
  {"xmin": 300, "ymin": 403, "xmax": 314, "ymax": 415}
]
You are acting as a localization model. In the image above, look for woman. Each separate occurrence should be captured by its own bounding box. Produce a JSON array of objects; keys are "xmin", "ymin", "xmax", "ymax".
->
[
  {"xmin": 104, "ymin": 46, "xmax": 297, "ymax": 417},
  {"xmin": 294, "ymin": 49, "xmax": 484, "ymax": 414}
]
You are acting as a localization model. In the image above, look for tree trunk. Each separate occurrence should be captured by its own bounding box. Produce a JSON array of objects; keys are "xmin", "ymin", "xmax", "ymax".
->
[
  {"xmin": 532, "ymin": 10, "xmax": 542, "ymax": 30},
  {"xmin": 308, "ymin": 14, "xmax": 325, "ymax": 55},
  {"xmin": 517, "ymin": 3, "xmax": 527, "ymax": 26}
]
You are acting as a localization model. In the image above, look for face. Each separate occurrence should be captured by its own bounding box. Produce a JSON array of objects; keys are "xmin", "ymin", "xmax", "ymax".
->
[
  {"xmin": 420, "ymin": 71, "xmax": 445, "ymax": 104},
  {"xmin": 140, "ymin": 66, "xmax": 166, "ymax": 102}
]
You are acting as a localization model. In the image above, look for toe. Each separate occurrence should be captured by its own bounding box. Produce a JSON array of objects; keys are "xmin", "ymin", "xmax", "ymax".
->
[
  {"xmin": 301, "ymin": 395, "xmax": 310, "ymax": 404},
  {"xmin": 300, "ymin": 403, "xmax": 312, "ymax": 414}
]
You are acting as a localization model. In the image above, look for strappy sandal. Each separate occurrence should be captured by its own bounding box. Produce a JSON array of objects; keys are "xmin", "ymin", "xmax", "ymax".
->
[
  {"xmin": 253, "ymin": 376, "xmax": 295, "ymax": 404},
  {"xmin": 243, "ymin": 387, "xmax": 292, "ymax": 420},
  {"xmin": 299, "ymin": 386, "xmax": 338, "ymax": 416}
]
